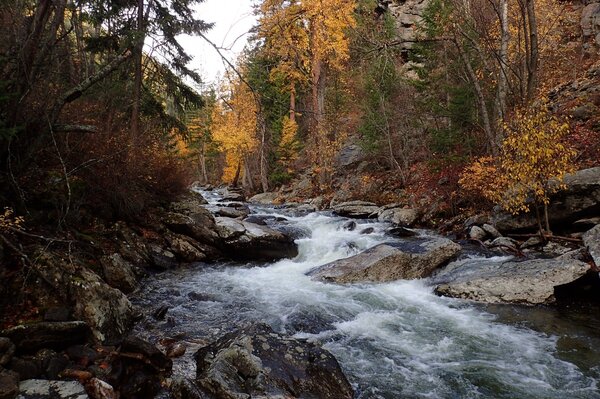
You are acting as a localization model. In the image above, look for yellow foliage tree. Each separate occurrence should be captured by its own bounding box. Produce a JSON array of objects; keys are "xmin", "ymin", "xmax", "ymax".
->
[
  {"xmin": 257, "ymin": 0, "xmax": 356, "ymax": 173},
  {"xmin": 460, "ymin": 103, "xmax": 576, "ymax": 234},
  {"xmin": 0, "ymin": 207, "xmax": 24, "ymax": 232},
  {"xmin": 212, "ymin": 76, "xmax": 258, "ymax": 184}
]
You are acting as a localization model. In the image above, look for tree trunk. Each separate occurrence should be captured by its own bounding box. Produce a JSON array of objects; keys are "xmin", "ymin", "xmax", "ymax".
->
[
  {"xmin": 454, "ymin": 37, "xmax": 496, "ymax": 156},
  {"xmin": 131, "ymin": 0, "xmax": 145, "ymax": 141},
  {"xmin": 494, "ymin": 0, "xmax": 509, "ymax": 144},
  {"xmin": 290, "ymin": 85, "xmax": 296, "ymax": 123},
  {"xmin": 199, "ymin": 141, "xmax": 208, "ymax": 184},
  {"xmin": 232, "ymin": 161, "xmax": 242, "ymax": 187},
  {"xmin": 525, "ymin": 0, "xmax": 539, "ymax": 103}
]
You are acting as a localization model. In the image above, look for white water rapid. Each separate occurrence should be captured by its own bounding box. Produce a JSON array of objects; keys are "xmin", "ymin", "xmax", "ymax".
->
[{"xmin": 133, "ymin": 194, "xmax": 600, "ymax": 399}]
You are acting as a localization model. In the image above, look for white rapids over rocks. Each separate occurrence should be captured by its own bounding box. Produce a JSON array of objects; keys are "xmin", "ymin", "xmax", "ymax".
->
[{"xmin": 133, "ymin": 194, "xmax": 600, "ymax": 399}]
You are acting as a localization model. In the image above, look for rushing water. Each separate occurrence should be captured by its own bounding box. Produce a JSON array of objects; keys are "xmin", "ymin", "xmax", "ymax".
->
[{"xmin": 132, "ymin": 192, "xmax": 600, "ymax": 399}]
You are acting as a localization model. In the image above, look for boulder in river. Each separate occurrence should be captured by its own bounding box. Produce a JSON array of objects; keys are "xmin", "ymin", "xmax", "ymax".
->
[
  {"xmin": 215, "ymin": 217, "xmax": 298, "ymax": 261},
  {"xmin": 308, "ymin": 238, "xmax": 461, "ymax": 283},
  {"xmin": 332, "ymin": 201, "xmax": 380, "ymax": 218},
  {"xmin": 249, "ymin": 191, "xmax": 279, "ymax": 204},
  {"xmin": 433, "ymin": 252, "xmax": 592, "ymax": 304},
  {"xmin": 378, "ymin": 206, "xmax": 419, "ymax": 226},
  {"xmin": 193, "ymin": 323, "xmax": 353, "ymax": 399}
]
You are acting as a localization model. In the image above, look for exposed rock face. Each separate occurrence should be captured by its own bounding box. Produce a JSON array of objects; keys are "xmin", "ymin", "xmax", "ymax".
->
[
  {"xmin": 385, "ymin": 0, "xmax": 430, "ymax": 53},
  {"xmin": 214, "ymin": 218, "xmax": 298, "ymax": 261},
  {"xmin": 582, "ymin": 3, "xmax": 600, "ymax": 47},
  {"xmin": 308, "ymin": 238, "xmax": 461, "ymax": 283},
  {"xmin": 433, "ymin": 253, "xmax": 591, "ymax": 304},
  {"xmin": 1, "ymin": 322, "xmax": 89, "ymax": 354},
  {"xmin": 583, "ymin": 224, "xmax": 600, "ymax": 266},
  {"xmin": 16, "ymin": 379, "xmax": 88, "ymax": 399},
  {"xmin": 193, "ymin": 324, "xmax": 354, "ymax": 399},
  {"xmin": 332, "ymin": 201, "xmax": 380, "ymax": 218},
  {"xmin": 378, "ymin": 206, "xmax": 419, "ymax": 226},
  {"xmin": 493, "ymin": 167, "xmax": 600, "ymax": 232},
  {"xmin": 100, "ymin": 253, "xmax": 137, "ymax": 293},
  {"xmin": 337, "ymin": 144, "xmax": 366, "ymax": 168},
  {"xmin": 32, "ymin": 252, "xmax": 133, "ymax": 344}
]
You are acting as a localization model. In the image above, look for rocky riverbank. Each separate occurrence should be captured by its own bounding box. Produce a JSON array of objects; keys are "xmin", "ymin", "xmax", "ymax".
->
[{"xmin": 2, "ymin": 175, "xmax": 600, "ymax": 398}]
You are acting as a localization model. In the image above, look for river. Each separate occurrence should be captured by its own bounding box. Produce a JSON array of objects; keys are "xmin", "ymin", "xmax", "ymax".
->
[{"xmin": 132, "ymin": 191, "xmax": 600, "ymax": 398}]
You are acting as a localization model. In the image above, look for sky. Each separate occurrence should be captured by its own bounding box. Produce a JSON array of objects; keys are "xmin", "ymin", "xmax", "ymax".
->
[{"xmin": 178, "ymin": 0, "xmax": 258, "ymax": 89}]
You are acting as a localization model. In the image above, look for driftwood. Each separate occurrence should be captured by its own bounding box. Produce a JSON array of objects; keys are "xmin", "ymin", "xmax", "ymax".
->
[
  {"xmin": 53, "ymin": 124, "xmax": 99, "ymax": 133},
  {"xmin": 506, "ymin": 233, "xmax": 583, "ymax": 244}
]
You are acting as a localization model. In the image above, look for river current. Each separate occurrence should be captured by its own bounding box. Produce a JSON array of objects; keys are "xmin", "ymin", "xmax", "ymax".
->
[{"xmin": 132, "ymin": 191, "xmax": 600, "ymax": 398}]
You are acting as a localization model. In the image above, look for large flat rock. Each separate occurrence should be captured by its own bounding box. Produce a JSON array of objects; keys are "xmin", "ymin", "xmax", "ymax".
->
[
  {"xmin": 433, "ymin": 253, "xmax": 591, "ymax": 305},
  {"xmin": 308, "ymin": 238, "xmax": 461, "ymax": 283},
  {"xmin": 193, "ymin": 323, "xmax": 353, "ymax": 399}
]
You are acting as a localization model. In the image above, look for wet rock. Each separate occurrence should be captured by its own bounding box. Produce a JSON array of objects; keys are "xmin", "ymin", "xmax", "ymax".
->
[
  {"xmin": 433, "ymin": 253, "xmax": 591, "ymax": 304},
  {"xmin": 100, "ymin": 253, "xmax": 137, "ymax": 294},
  {"xmin": 542, "ymin": 242, "xmax": 572, "ymax": 257},
  {"xmin": 493, "ymin": 167, "xmax": 600, "ymax": 232},
  {"xmin": 170, "ymin": 378, "xmax": 207, "ymax": 399},
  {"xmin": 342, "ymin": 220, "xmax": 357, "ymax": 231},
  {"xmin": 194, "ymin": 323, "xmax": 353, "ymax": 399},
  {"xmin": 148, "ymin": 244, "xmax": 178, "ymax": 270},
  {"xmin": 121, "ymin": 336, "xmax": 172, "ymax": 373},
  {"xmin": 0, "ymin": 338, "xmax": 15, "ymax": 366},
  {"xmin": 187, "ymin": 292, "xmax": 215, "ymax": 302},
  {"xmin": 214, "ymin": 206, "xmax": 249, "ymax": 219},
  {"xmin": 0, "ymin": 369, "xmax": 18, "ymax": 399},
  {"xmin": 44, "ymin": 355, "xmax": 68, "ymax": 379},
  {"xmin": 170, "ymin": 192, "xmax": 208, "ymax": 215},
  {"xmin": 1, "ymin": 322, "xmax": 89, "ymax": 354},
  {"xmin": 378, "ymin": 207, "xmax": 418, "ymax": 226},
  {"xmin": 163, "ymin": 211, "xmax": 219, "ymax": 246},
  {"xmin": 469, "ymin": 226, "xmax": 487, "ymax": 241},
  {"xmin": 360, "ymin": 227, "xmax": 375, "ymax": 235},
  {"xmin": 583, "ymin": 225, "xmax": 600, "ymax": 266},
  {"xmin": 387, "ymin": 226, "xmax": 418, "ymax": 237},
  {"xmin": 152, "ymin": 305, "xmax": 169, "ymax": 321},
  {"xmin": 166, "ymin": 233, "xmax": 207, "ymax": 263},
  {"xmin": 166, "ymin": 343, "xmax": 186, "ymax": 358},
  {"xmin": 243, "ymin": 215, "xmax": 268, "ymax": 225},
  {"xmin": 43, "ymin": 307, "xmax": 70, "ymax": 322},
  {"xmin": 216, "ymin": 217, "xmax": 298, "ymax": 261},
  {"xmin": 16, "ymin": 379, "xmax": 88, "ymax": 399},
  {"xmin": 249, "ymin": 192, "xmax": 279, "ymax": 204},
  {"xmin": 333, "ymin": 201, "xmax": 380, "ymax": 219},
  {"xmin": 86, "ymin": 378, "xmax": 116, "ymax": 399},
  {"xmin": 214, "ymin": 217, "xmax": 246, "ymax": 240},
  {"xmin": 219, "ymin": 187, "xmax": 245, "ymax": 202},
  {"xmin": 308, "ymin": 238, "xmax": 461, "ymax": 283}
]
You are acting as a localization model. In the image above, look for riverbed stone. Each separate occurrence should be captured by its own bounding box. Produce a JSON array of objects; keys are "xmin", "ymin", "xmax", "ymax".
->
[
  {"xmin": 378, "ymin": 207, "xmax": 419, "ymax": 226},
  {"xmin": 215, "ymin": 217, "xmax": 298, "ymax": 261},
  {"xmin": 308, "ymin": 238, "xmax": 461, "ymax": 283},
  {"xmin": 249, "ymin": 192, "xmax": 279, "ymax": 204},
  {"xmin": 433, "ymin": 253, "xmax": 591, "ymax": 304},
  {"xmin": 166, "ymin": 233, "xmax": 207, "ymax": 263},
  {"xmin": 333, "ymin": 201, "xmax": 380, "ymax": 218},
  {"xmin": 583, "ymin": 225, "xmax": 600, "ymax": 266},
  {"xmin": 16, "ymin": 379, "xmax": 88, "ymax": 399},
  {"xmin": 193, "ymin": 323, "xmax": 353, "ymax": 399},
  {"xmin": 163, "ymin": 211, "xmax": 219, "ymax": 246}
]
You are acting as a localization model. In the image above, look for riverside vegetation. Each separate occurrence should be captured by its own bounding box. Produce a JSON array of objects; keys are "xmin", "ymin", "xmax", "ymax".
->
[{"xmin": 1, "ymin": 0, "xmax": 600, "ymax": 398}]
